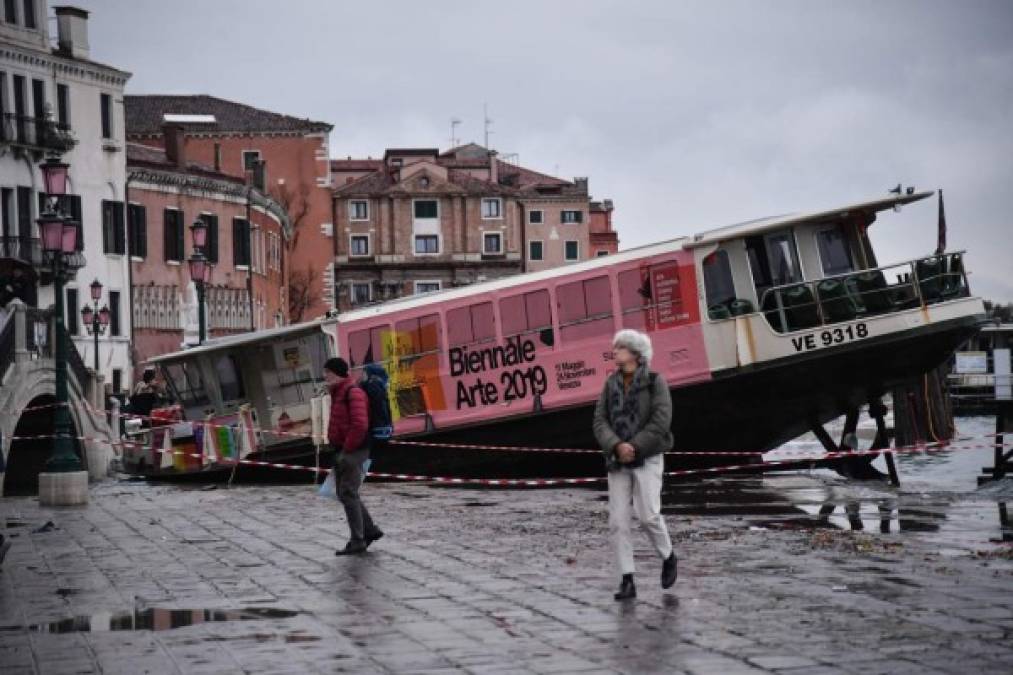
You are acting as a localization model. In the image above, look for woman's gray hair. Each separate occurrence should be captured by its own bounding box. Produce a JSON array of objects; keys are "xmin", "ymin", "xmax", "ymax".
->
[{"xmin": 612, "ymin": 329, "xmax": 653, "ymax": 365}]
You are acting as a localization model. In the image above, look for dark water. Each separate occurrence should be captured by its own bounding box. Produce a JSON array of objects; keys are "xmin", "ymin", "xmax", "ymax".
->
[{"xmin": 0, "ymin": 607, "xmax": 301, "ymax": 635}]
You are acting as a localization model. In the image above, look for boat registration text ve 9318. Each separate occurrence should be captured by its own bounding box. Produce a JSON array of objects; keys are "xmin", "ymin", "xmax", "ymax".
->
[{"xmin": 790, "ymin": 322, "xmax": 869, "ymax": 353}]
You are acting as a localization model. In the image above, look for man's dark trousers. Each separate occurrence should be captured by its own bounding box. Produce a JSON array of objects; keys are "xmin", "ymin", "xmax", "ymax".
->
[{"xmin": 335, "ymin": 446, "xmax": 378, "ymax": 543}]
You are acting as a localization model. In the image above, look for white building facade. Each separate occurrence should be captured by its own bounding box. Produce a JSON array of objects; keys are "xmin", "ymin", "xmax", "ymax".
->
[{"xmin": 1, "ymin": 4, "xmax": 133, "ymax": 392}]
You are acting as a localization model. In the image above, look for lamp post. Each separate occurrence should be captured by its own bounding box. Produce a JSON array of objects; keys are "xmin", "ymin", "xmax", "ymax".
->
[
  {"xmin": 37, "ymin": 155, "xmax": 83, "ymax": 479},
  {"xmin": 80, "ymin": 279, "xmax": 110, "ymax": 373},
  {"xmin": 187, "ymin": 218, "xmax": 209, "ymax": 345}
]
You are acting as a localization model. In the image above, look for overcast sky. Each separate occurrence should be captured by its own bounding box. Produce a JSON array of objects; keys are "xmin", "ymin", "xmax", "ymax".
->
[{"xmin": 75, "ymin": 0, "xmax": 1013, "ymax": 301}]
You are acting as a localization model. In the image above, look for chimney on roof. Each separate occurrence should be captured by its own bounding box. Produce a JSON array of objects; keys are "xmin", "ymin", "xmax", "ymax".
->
[
  {"xmin": 573, "ymin": 177, "xmax": 588, "ymax": 194},
  {"xmin": 489, "ymin": 150, "xmax": 498, "ymax": 184},
  {"xmin": 54, "ymin": 6, "xmax": 90, "ymax": 60},
  {"xmin": 162, "ymin": 123, "xmax": 186, "ymax": 169}
]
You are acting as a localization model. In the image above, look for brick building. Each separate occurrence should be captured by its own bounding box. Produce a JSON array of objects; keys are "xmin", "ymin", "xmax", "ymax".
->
[
  {"xmin": 589, "ymin": 199, "xmax": 619, "ymax": 257},
  {"xmin": 126, "ymin": 130, "xmax": 289, "ymax": 379},
  {"xmin": 123, "ymin": 95, "xmax": 333, "ymax": 322},
  {"xmin": 331, "ymin": 143, "xmax": 614, "ymax": 310}
]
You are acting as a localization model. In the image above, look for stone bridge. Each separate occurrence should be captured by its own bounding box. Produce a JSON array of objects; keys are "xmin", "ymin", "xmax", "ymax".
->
[{"xmin": 0, "ymin": 304, "xmax": 115, "ymax": 496}]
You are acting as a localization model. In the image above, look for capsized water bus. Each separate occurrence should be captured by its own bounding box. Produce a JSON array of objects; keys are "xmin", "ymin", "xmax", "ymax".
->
[{"xmin": 123, "ymin": 190, "xmax": 986, "ymax": 480}]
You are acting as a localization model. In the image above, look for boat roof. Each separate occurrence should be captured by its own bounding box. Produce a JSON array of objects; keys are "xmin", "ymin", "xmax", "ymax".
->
[
  {"xmin": 685, "ymin": 190, "xmax": 934, "ymax": 249},
  {"xmin": 146, "ymin": 318, "xmax": 331, "ymax": 364}
]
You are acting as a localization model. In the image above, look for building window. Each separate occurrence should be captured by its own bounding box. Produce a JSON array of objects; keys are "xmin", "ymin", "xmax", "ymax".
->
[
  {"xmin": 414, "ymin": 200, "xmax": 438, "ymax": 219},
  {"xmin": 127, "ymin": 203, "xmax": 147, "ymax": 259},
  {"xmin": 112, "ymin": 369, "xmax": 122, "ymax": 394},
  {"xmin": 565, "ymin": 240, "xmax": 579, "ymax": 261},
  {"xmin": 414, "ymin": 234, "xmax": 439, "ymax": 254},
  {"xmin": 242, "ymin": 150, "xmax": 261, "ymax": 172},
  {"xmin": 350, "ymin": 234, "xmax": 369, "ymax": 257},
  {"xmin": 100, "ymin": 93, "xmax": 112, "ymax": 139},
  {"xmin": 414, "ymin": 281, "xmax": 441, "ymax": 295},
  {"xmin": 349, "ymin": 200, "xmax": 369, "ymax": 221},
  {"xmin": 351, "ymin": 282, "xmax": 371, "ymax": 305},
  {"xmin": 4, "ymin": 0, "xmax": 16, "ymax": 25},
  {"xmin": 22, "ymin": 0, "xmax": 34, "ymax": 29},
  {"xmin": 200, "ymin": 213, "xmax": 219, "ymax": 263},
  {"xmin": 561, "ymin": 210, "xmax": 583, "ymax": 224},
  {"xmin": 66, "ymin": 288, "xmax": 78, "ymax": 335},
  {"xmin": 529, "ymin": 240, "xmax": 543, "ymax": 261},
  {"xmin": 101, "ymin": 200, "xmax": 125, "ymax": 255},
  {"xmin": 481, "ymin": 198, "xmax": 502, "ymax": 219},
  {"xmin": 528, "ymin": 209, "xmax": 543, "ymax": 225},
  {"xmin": 163, "ymin": 208, "xmax": 184, "ymax": 262},
  {"xmin": 596, "ymin": 250, "xmax": 609, "ymax": 257},
  {"xmin": 56, "ymin": 83, "xmax": 70, "ymax": 129},
  {"xmin": 483, "ymin": 232, "xmax": 502, "ymax": 254},
  {"xmin": 233, "ymin": 218, "xmax": 251, "ymax": 266},
  {"xmin": 109, "ymin": 291, "xmax": 121, "ymax": 337}
]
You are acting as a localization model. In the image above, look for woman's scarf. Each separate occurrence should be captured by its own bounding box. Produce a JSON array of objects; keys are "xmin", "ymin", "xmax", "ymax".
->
[{"xmin": 608, "ymin": 365, "xmax": 649, "ymax": 442}]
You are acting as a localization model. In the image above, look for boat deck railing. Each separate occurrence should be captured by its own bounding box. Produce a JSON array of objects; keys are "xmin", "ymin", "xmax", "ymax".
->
[{"xmin": 746, "ymin": 251, "xmax": 970, "ymax": 334}]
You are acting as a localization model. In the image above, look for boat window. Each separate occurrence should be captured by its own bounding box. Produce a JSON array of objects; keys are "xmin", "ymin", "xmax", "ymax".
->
[
  {"xmin": 617, "ymin": 268, "xmax": 651, "ymax": 330},
  {"xmin": 816, "ymin": 225, "xmax": 854, "ymax": 276},
  {"xmin": 557, "ymin": 276, "xmax": 614, "ymax": 343},
  {"xmin": 703, "ymin": 250, "xmax": 736, "ymax": 308},
  {"xmin": 347, "ymin": 324, "xmax": 390, "ymax": 367},
  {"xmin": 214, "ymin": 354, "xmax": 245, "ymax": 401},
  {"xmin": 446, "ymin": 302, "xmax": 496, "ymax": 347},
  {"xmin": 499, "ymin": 289, "xmax": 554, "ymax": 347},
  {"xmin": 394, "ymin": 313, "xmax": 442, "ymax": 361},
  {"xmin": 766, "ymin": 231, "xmax": 802, "ymax": 286},
  {"xmin": 163, "ymin": 362, "xmax": 210, "ymax": 407}
]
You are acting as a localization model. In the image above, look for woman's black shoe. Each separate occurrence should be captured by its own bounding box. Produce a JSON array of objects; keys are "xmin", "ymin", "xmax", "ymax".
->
[
  {"xmin": 613, "ymin": 574, "xmax": 636, "ymax": 600},
  {"xmin": 335, "ymin": 540, "xmax": 367, "ymax": 556},
  {"xmin": 661, "ymin": 552, "xmax": 678, "ymax": 589},
  {"xmin": 365, "ymin": 530, "xmax": 384, "ymax": 549}
]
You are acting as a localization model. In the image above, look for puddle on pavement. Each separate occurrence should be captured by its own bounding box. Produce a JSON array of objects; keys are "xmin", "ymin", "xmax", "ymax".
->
[{"xmin": 0, "ymin": 607, "xmax": 300, "ymax": 635}]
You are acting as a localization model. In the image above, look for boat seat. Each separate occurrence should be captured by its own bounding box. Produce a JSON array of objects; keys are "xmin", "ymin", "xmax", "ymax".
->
[
  {"xmin": 781, "ymin": 284, "xmax": 820, "ymax": 332},
  {"xmin": 728, "ymin": 298, "xmax": 754, "ymax": 316},
  {"xmin": 708, "ymin": 304, "xmax": 732, "ymax": 320},
  {"xmin": 916, "ymin": 257, "xmax": 944, "ymax": 304},
  {"xmin": 853, "ymin": 270, "xmax": 898, "ymax": 315},
  {"xmin": 817, "ymin": 279, "xmax": 860, "ymax": 323}
]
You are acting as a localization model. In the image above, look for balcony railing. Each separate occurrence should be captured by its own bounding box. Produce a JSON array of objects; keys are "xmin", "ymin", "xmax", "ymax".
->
[
  {"xmin": 0, "ymin": 236, "xmax": 43, "ymax": 266},
  {"xmin": 0, "ymin": 113, "xmax": 76, "ymax": 154},
  {"xmin": 751, "ymin": 252, "xmax": 970, "ymax": 334}
]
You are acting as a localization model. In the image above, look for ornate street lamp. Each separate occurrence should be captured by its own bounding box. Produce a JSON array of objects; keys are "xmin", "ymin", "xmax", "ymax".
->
[
  {"xmin": 80, "ymin": 278, "xmax": 109, "ymax": 373},
  {"xmin": 187, "ymin": 219, "xmax": 210, "ymax": 344},
  {"xmin": 37, "ymin": 156, "xmax": 81, "ymax": 477}
]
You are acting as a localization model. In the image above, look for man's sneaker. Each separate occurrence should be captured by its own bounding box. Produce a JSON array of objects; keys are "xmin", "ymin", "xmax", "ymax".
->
[
  {"xmin": 661, "ymin": 551, "xmax": 678, "ymax": 589},
  {"xmin": 335, "ymin": 540, "xmax": 367, "ymax": 556},
  {"xmin": 365, "ymin": 530, "xmax": 384, "ymax": 549}
]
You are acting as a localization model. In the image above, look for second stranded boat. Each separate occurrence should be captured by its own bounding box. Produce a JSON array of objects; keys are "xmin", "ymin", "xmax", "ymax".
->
[{"xmin": 124, "ymin": 190, "xmax": 986, "ymax": 480}]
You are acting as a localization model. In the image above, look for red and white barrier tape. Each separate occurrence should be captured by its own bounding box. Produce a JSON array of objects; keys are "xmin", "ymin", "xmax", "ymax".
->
[{"xmin": 9, "ymin": 429, "xmax": 1012, "ymax": 487}]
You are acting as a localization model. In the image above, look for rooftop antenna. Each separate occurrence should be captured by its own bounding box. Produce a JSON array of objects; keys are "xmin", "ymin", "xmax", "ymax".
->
[
  {"xmin": 450, "ymin": 118, "xmax": 461, "ymax": 149},
  {"xmin": 483, "ymin": 103, "xmax": 493, "ymax": 149}
]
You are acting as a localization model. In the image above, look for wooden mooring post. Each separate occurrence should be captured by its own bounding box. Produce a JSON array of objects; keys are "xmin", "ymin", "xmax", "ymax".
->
[
  {"xmin": 980, "ymin": 347, "xmax": 1012, "ymax": 484},
  {"xmin": 892, "ymin": 364, "xmax": 955, "ymax": 449}
]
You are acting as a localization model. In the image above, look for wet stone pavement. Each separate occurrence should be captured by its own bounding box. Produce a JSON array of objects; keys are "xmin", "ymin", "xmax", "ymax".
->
[{"xmin": 0, "ymin": 473, "xmax": 1011, "ymax": 674}]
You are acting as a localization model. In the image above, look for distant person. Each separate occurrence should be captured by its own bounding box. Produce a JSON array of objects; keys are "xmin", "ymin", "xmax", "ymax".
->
[
  {"xmin": 324, "ymin": 357, "xmax": 383, "ymax": 556},
  {"xmin": 593, "ymin": 329, "xmax": 677, "ymax": 600},
  {"xmin": 130, "ymin": 369, "xmax": 165, "ymax": 424}
]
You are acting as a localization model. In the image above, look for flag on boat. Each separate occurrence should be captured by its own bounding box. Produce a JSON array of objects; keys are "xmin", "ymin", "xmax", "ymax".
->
[
  {"xmin": 158, "ymin": 428, "xmax": 174, "ymax": 469},
  {"xmin": 201, "ymin": 418, "xmax": 217, "ymax": 466}
]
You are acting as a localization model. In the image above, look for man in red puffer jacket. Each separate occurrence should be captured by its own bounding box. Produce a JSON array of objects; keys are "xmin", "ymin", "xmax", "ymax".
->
[{"xmin": 324, "ymin": 357, "xmax": 383, "ymax": 555}]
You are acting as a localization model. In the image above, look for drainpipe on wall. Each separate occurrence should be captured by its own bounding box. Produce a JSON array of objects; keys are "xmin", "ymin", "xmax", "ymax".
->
[
  {"xmin": 519, "ymin": 201, "xmax": 527, "ymax": 273},
  {"xmin": 246, "ymin": 186, "xmax": 255, "ymax": 331},
  {"xmin": 124, "ymin": 173, "xmax": 135, "ymax": 385}
]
